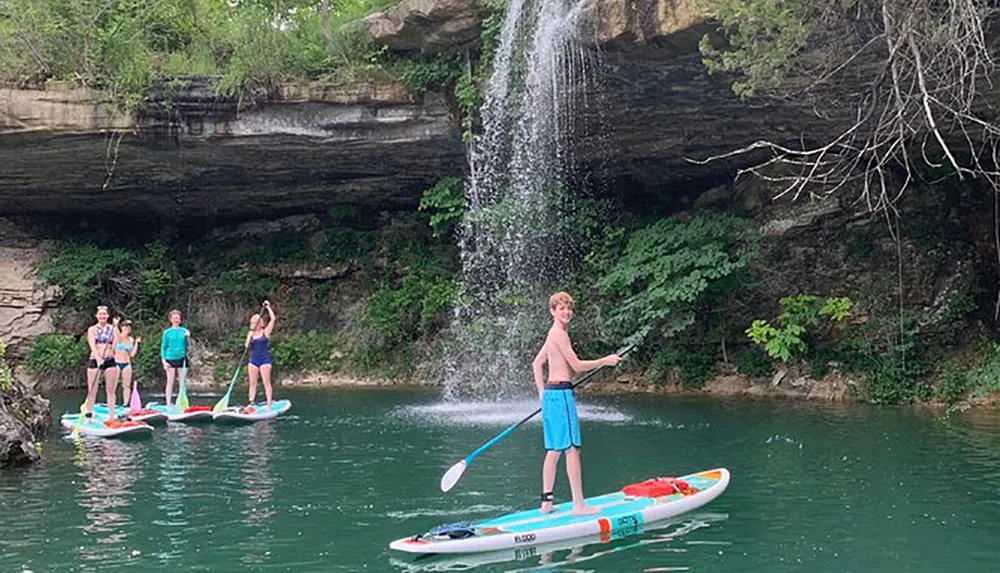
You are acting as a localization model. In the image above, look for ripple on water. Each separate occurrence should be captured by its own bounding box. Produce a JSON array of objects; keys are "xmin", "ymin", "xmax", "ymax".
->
[
  {"xmin": 384, "ymin": 504, "xmax": 513, "ymax": 520},
  {"xmin": 392, "ymin": 400, "xmax": 633, "ymax": 426}
]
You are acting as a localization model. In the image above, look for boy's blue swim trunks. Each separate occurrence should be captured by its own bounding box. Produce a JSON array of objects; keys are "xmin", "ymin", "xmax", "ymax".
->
[{"xmin": 542, "ymin": 382, "xmax": 581, "ymax": 451}]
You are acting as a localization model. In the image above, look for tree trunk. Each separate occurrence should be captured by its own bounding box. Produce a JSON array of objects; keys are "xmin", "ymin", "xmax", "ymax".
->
[{"xmin": 320, "ymin": 0, "xmax": 332, "ymax": 43}]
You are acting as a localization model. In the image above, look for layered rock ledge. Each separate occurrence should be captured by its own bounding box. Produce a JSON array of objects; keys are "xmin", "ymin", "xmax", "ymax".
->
[{"xmin": 1, "ymin": 77, "xmax": 464, "ymax": 224}]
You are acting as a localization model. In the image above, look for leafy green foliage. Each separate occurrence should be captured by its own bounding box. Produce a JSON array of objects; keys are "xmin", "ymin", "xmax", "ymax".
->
[
  {"xmin": 0, "ymin": 0, "xmax": 401, "ymax": 107},
  {"xmin": 37, "ymin": 244, "xmax": 138, "ymax": 308},
  {"xmin": 747, "ymin": 295, "xmax": 853, "ymax": 361},
  {"xmin": 393, "ymin": 54, "xmax": 463, "ymax": 92},
  {"xmin": 0, "ymin": 339, "xmax": 13, "ymax": 392},
  {"xmin": 455, "ymin": 0, "xmax": 504, "ymax": 142},
  {"xmin": 837, "ymin": 309, "xmax": 925, "ymax": 404},
  {"xmin": 746, "ymin": 319, "xmax": 804, "ymax": 362},
  {"xmin": 213, "ymin": 270, "xmax": 280, "ymax": 301},
  {"xmin": 598, "ymin": 215, "xmax": 758, "ymax": 340},
  {"xmin": 37, "ymin": 242, "xmax": 177, "ymax": 321},
  {"xmin": 645, "ymin": 345, "xmax": 715, "ymax": 388},
  {"xmin": 23, "ymin": 334, "xmax": 86, "ymax": 377},
  {"xmin": 355, "ymin": 273, "xmax": 458, "ymax": 374},
  {"xmin": 353, "ymin": 272, "xmax": 457, "ymax": 375},
  {"xmin": 698, "ymin": 0, "xmax": 813, "ymax": 98},
  {"xmin": 934, "ymin": 363, "xmax": 973, "ymax": 406},
  {"xmin": 270, "ymin": 331, "xmax": 340, "ymax": 374},
  {"xmin": 863, "ymin": 358, "xmax": 927, "ymax": 405},
  {"xmin": 419, "ymin": 177, "xmax": 466, "ymax": 237},
  {"xmin": 737, "ymin": 346, "xmax": 772, "ymax": 378}
]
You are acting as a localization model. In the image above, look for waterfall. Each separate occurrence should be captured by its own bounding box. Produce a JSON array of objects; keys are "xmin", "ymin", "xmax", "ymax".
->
[{"xmin": 441, "ymin": 0, "xmax": 601, "ymax": 398}]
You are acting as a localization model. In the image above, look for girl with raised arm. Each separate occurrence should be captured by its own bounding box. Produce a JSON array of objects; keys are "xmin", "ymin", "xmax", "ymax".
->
[
  {"xmin": 113, "ymin": 320, "xmax": 141, "ymax": 414},
  {"xmin": 245, "ymin": 300, "xmax": 276, "ymax": 410}
]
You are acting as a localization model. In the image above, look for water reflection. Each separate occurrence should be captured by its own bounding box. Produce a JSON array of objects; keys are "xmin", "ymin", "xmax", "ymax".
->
[
  {"xmin": 153, "ymin": 426, "xmax": 212, "ymax": 563},
  {"xmin": 72, "ymin": 438, "xmax": 143, "ymax": 568},
  {"xmin": 239, "ymin": 423, "xmax": 277, "ymax": 566},
  {"xmin": 390, "ymin": 513, "xmax": 728, "ymax": 572}
]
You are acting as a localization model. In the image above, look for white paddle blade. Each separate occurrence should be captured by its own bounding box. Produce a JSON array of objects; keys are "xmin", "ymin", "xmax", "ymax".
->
[{"xmin": 440, "ymin": 460, "xmax": 467, "ymax": 492}]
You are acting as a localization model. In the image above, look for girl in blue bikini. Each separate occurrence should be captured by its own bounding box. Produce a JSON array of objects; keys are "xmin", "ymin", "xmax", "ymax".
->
[
  {"xmin": 112, "ymin": 320, "xmax": 141, "ymax": 413},
  {"xmin": 244, "ymin": 300, "xmax": 276, "ymax": 410}
]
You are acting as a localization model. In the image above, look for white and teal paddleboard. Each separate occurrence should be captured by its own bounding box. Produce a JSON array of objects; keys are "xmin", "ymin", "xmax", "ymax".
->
[
  {"xmin": 145, "ymin": 402, "xmax": 214, "ymax": 423},
  {"xmin": 213, "ymin": 399, "xmax": 291, "ymax": 423},
  {"xmin": 60, "ymin": 411, "xmax": 154, "ymax": 438},
  {"xmin": 92, "ymin": 404, "xmax": 168, "ymax": 425},
  {"xmin": 390, "ymin": 468, "xmax": 729, "ymax": 554}
]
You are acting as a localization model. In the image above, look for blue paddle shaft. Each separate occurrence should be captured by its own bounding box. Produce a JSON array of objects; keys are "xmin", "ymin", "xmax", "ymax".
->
[{"xmin": 463, "ymin": 343, "xmax": 636, "ymax": 465}]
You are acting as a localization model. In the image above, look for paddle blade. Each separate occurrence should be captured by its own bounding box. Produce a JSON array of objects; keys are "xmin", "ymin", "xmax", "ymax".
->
[
  {"xmin": 440, "ymin": 460, "xmax": 467, "ymax": 493},
  {"xmin": 70, "ymin": 404, "xmax": 86, "ymax": 437},
  {"xmin": 177, "ymin": 367, "xmax": 189, "ymax": 411},
  {"xmin": 212, "ymin": 389, "xmax": 230, "ymax": 415},
  {"xmin": 129, "ymin": 381, "xmax": 142, "ymax": 411}
]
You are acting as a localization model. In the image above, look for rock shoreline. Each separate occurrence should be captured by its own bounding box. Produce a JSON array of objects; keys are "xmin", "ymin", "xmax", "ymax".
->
[{"xmin": 0, "ymin": 380, "xmax": 50, "ymax": 468}]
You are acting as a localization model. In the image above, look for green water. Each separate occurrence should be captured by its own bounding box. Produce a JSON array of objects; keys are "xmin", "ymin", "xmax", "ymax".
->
[{"xmin": 2, "ymin": 389, "xmax": 999, "ymax": 572}]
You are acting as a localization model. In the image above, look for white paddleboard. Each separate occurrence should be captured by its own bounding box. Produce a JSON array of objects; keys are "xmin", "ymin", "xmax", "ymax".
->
[
  {"xmin": 92, "ymin": 404, "xmax": 168, "ymax": 425},
  {"xmin": 145, "ymin": 402, "xmax": 214, "ymax": 422},
  {"xmin": 60, "ymin": 411, "xmax": 153, "ymax": 438},
  {"xmin": 213, "ymin": 400, "xmax": 291, "ymax": 423},
  {"xmin": 390, "ymin": 468, "xmax": 729, "ymax": 554}
]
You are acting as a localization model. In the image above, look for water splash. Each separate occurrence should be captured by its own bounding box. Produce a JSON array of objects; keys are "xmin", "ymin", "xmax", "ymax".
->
[
  {"xmin": 393, "ymin": 400, "xmax": 632, "ymax": 426},
  {"xmin": 442, "ymin": 0, "xmax": 601, "ymax": 398}
]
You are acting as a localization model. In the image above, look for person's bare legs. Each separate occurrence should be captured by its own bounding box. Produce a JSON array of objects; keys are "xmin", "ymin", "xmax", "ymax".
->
[
  {"xmin": 104, "ymin": 366, "xmax": 119, "ymax": 420},
  {"xmin": 84, "ymin": 367, "xmax": 100, "ymax": 415},
  {"xmin": 540, "ymin": 450, "xmax": 561, "ymax": 513},
  {"xmin": 120, "ymin": 367, "xmax": 132, "ymax": 412},
  {"xmin": 260, "ymin": 364, "xmax": 273, "ymax": 408},
  {"xmin": 164, "ymin": 366, "xmax": 175, "ymax": 408},
  {"xmin": 248, "ymin": 364, "xmax": 259, "ymax": 404},
  {"xmin": 566, "ymin": 447, "xmax": 598, "ymax": 515}
]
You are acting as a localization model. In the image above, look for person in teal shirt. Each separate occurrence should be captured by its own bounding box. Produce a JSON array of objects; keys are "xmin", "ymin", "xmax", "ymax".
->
[{"xmin": 160, "ymin": 309, "xmax": 190, "ymax": 408}]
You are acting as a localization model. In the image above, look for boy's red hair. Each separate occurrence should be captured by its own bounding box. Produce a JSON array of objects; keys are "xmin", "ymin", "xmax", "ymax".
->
[{"xmin": 549, "ymin": 291, "xmax": 574, "ymax": 310}]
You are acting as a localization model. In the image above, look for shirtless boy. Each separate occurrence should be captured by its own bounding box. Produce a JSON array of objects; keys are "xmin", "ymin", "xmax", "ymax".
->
[{"xmin": 532, "ymin": 292, "xmax": 621, "ymax": 515}]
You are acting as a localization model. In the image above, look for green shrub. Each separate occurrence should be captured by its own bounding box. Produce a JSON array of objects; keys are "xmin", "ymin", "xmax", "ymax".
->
[
  {"xmin": 645, "ymin": 345, "xmax": 715, "ymax": 388},
  {"xmin": 213, "ymin": 270, "xmax": 279, "ymax": 301},
  {"xmin": 37, "ymin": 241, "xmax": 178, "ymax": 321},
  {"xmin": 0, "ymin": 339, "xmax": 13, "ymax": 391},
  {"xmin": 934, "ymin": 363, "xmax": 973, "ymax": 406},
  {"xmin": 598, "ymin": 215, "xmax": 758, "ymax": 341},
  {"xmin": 0, "ymin": 0, "xmax": 403, "ymax": 107},
  {"xmin": 747, "ymin": 295, "xmax": 853, "ymax": 361},
  {"xmin": 737, "ymin": 346, "xmax": 772, "ymax": 377},
  {"xmin": 352, "ymin": 271, "xmax": 457, "ymax": 376},
  {"xmin": 971, "ymin": 341, "xmax": 1000, "ymax": 397},
  {"xmin": 37, "ymin": 244, "xmax": 139, "ymax": 308},
  {"xmin": 419, "ymin": 177, "xmax": 466, "ymax": 238},
  {"xmin": 24, "ymin": 334, "xmax": 86, "ymax": 378},
  {"xmin": 808, "ymin": 345, "xmax": 843, "ymax": 379},
  {"xmin": 393, "ymin": 54, "xmax": 463, "ymax": 92},
  {"xmin": 271, "ymin": 331, "xmax": 340, "ymax": 374},
  {"xmin": 860, "ymin": 358, "xmax": 926, "ymax": 405}
]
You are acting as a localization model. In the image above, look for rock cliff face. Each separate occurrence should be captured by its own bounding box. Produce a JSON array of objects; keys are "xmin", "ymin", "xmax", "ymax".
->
[
  {"xmin": 0, "ymin": 0, "xmax": 830, "ymax": 227},
  {"xmin": 0, "ymin": 77, "xmax": 464, "ymax": 224},
  {"xmin": 0, "ymin": 379, "xmax": 50, "ymax": 468},
  {"xmin": 0, "ymin": 221, "xmax": 57, "ymax": 357},
  {"xmin": 366, "ymin": 0, "xmax": 487, "ymax": 53}
]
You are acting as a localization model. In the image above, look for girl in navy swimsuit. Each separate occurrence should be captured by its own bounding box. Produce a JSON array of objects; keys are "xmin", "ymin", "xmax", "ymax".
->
[{"xmin": 244, "ymin": 300, "xmax": 276, "ymax": 410}]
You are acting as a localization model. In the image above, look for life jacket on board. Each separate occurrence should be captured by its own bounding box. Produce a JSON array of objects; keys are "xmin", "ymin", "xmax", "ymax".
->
[{"xmin": 622, "ymin": 477, "xmax": 697, "ymax": 498}]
